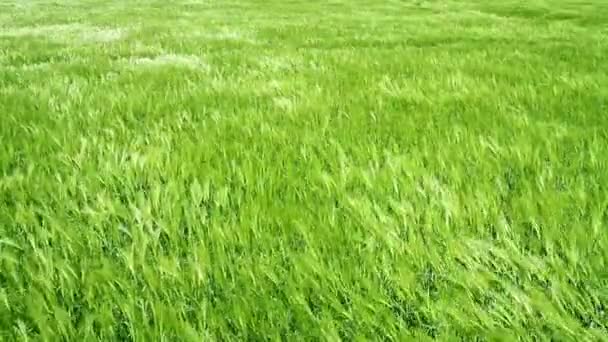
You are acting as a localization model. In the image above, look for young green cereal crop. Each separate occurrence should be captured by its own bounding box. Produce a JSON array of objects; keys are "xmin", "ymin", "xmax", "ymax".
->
[{"xmin": 1, "ymin": 0, "xmax": 608, "ymax": 340}]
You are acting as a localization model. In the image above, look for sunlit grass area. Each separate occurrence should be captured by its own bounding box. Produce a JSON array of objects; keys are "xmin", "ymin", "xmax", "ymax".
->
[{"xmin": 1, "ymin": 0, "xmax": 608, "ymax": 340}]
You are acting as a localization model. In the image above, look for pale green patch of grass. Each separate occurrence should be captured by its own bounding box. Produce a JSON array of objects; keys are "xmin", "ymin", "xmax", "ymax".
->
[
  {"xmin": 1, "ymin": 0, "xmax": 608, "ymax": 340},
  {"xmin": 125, "ymin": 54, "xmax": 210, "ymax": 71},
  {"xmin": 0, "ymin": 24, "xmax": 126, "ymax": 44}
]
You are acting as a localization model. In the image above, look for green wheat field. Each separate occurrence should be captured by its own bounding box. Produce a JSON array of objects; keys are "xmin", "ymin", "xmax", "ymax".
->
[{"xmin": 1, "ymin": 0, "xmax": 608, "ymax": 340}]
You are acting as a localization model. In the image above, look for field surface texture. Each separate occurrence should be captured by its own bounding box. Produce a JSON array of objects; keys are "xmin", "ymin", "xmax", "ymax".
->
[{"xmin": 1, "ymin": 0, "xmax": 608, "ymax": 340}]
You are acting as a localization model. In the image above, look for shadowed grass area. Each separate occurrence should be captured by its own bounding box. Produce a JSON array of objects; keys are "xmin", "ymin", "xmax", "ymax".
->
[{"xmin": 1, "ymin": 0, "xmax": 608, "ymax": 340}]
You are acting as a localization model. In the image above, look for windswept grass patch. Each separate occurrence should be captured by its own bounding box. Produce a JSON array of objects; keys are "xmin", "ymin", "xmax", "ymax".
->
[{"xmin": 1, "ymin": 0, "xmax": 608, "ymax": 340}]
